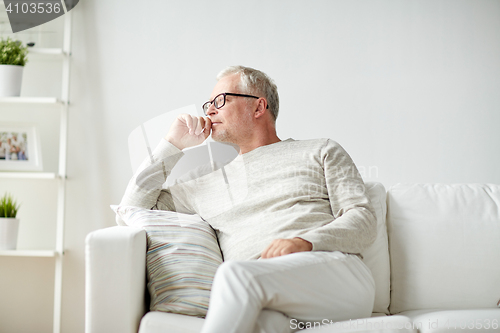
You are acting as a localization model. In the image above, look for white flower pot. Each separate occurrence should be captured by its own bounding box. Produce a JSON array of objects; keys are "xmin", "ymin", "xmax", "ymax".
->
[
  {"xmin": 0, "ymin": 64, "xmax": 24, "ymax": 97},
  {"xmin": 0, "ymin": 218, "xmax": 20, "ymax": 250}
]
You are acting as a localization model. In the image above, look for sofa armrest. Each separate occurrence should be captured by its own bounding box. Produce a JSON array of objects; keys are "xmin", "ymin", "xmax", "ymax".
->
[{"xmin": 85, "ymin": 226, "xmax": 147, "ymax": 333}]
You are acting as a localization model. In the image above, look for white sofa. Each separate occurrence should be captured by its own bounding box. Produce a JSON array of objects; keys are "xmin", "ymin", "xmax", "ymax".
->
[{"xmin": 85, "ymin": 182, "xmax": 500, "ymax": 333}]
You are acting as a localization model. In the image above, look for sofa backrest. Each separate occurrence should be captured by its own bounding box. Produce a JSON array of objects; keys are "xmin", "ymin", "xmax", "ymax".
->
[
  {"xmin": 387, "ymin": 183, "xmax": 500, "ymax": 314},
  {"xmin": 362, "ymin": 182, "xmax": 390, "ymax": 314}
]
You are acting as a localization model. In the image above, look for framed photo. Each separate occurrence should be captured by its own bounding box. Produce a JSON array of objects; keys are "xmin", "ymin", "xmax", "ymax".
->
[{"xmin": 0, "ymin": 123, "xmax": 43, "ymax": 171}]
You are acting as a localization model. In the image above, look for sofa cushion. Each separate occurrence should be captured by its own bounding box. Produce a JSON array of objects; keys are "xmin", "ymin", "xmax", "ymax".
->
[
  {"xmin": 139, "ymin": 311, "xmax": 205, "ymax": 333},
  {"xmin": 387, "ymin": 184, "xmax": 500, "ymax": 314},
  {"xmin": 112, "ymin": 206, "xmax": 223, "ymax": 317},
  {"xmin": 361, "ymin": 182, "xmax": 390, "ymax": 314},
  {"xmin": 138, "ymin": 312, "xmax": 418, "ymax": 333},
  {"xmin": 398, "ymin": 309, "xmax": 500, "ymax": 333}
]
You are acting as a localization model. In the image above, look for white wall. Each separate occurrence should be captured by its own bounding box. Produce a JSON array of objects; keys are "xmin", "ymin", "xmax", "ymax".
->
[{"xmin": 1, "ymin": 0, "xmax": 499, "ymax": 332}]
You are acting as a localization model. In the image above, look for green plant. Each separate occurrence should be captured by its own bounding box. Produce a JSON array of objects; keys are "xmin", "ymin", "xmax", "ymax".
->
[
  {"xmin": 0, "ymin": 37, "xmax": 28, "ymax": 66},
  {"xmin": 0, "ymin": 193, "xmax": 20, "ymax": 218}
]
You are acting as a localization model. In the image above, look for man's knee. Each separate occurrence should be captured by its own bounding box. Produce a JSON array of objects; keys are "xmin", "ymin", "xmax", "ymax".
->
[
  {"xmin": 211, "ymin": 261, "xmax": 267, "ymax": 307},
  {"xmin": 214, "ymin": 261, "xmax": 252, "ymax": 285}
]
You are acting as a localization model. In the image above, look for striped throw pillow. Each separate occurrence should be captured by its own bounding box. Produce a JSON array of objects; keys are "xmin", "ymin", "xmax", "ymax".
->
[{"xmin": 112, "ymin": 205, "xmax": 223, "ymax": 317}]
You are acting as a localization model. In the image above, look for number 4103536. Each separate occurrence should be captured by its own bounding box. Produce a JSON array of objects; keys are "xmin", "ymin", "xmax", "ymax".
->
[{"xmin": 5, "ymin": 2, "xmax": 62, "ymax": 14}]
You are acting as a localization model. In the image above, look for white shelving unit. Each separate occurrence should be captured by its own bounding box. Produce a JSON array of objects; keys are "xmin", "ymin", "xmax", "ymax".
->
[{"xmin": 0, "ymin": 5, "xmax": 72, "ymax": 333}]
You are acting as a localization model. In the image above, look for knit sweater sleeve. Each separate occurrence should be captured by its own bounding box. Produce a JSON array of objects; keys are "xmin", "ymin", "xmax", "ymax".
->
[
  {"xmin": 117, "ymin": 139, "xmax": 194, "ymax": 225},
  {"xmin": 297, "ymin": 139, "xmax": 377, "ymax": 254}
]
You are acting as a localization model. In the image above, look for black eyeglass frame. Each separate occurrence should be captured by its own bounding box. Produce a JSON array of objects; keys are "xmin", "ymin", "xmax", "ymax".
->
[{"xmin": 202, "ymin": 92, "xmax": 267, "ymax": 115}]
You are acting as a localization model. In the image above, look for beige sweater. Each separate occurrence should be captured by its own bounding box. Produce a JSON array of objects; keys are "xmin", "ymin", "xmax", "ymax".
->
[{"xmin": 119, "ymin": 138, "xmax": 377, "ymax": 261}]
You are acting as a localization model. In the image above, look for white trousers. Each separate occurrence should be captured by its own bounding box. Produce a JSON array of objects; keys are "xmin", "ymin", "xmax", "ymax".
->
[{"xmin": 200, "ymin": 251, "xmax": 375, "ymax": 333}]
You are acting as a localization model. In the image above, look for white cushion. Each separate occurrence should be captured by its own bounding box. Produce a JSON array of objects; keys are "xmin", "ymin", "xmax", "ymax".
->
[
  {"xmin": 138, "ymin": 312, "xmax": 418, "ymax": 333},
  {"xmin": 112, "ymin": 206, "xmax": 223, "ymax": 317},
  {"xmin": 361, "ymin": 182, "xmax": 390, "ymax": 314},
  {"xmin": 399, "ymin": 309, "xmax": 500, "ymax": 333},
  {"xmin": 138, "ymin": 311, "xmax": 205, "ymax": 333},
  {"xmin": 387, "ymin": 184, "xmax": 500, "ymax": 314}
]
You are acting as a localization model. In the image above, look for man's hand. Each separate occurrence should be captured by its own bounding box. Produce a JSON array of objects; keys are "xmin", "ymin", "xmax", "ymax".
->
[
  {"xmin": 261, "ymin": 238, "xmax": 313, "ymax": 259},
  {"xmin": 165, "ymin": 114, "xmax": 212, "ymax": 150}
]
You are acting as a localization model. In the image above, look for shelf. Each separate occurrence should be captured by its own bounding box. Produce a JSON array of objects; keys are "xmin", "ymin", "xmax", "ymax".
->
[
  {"xmin": 0, "ymin": 172, "xmax": 57, "ymax": 179},
  {"xmin": 0, "ymin": 250, "xmax": 59, "ymax": 258},
  {"xmin": 28, "ymin": 48, "xmax": 67, "ymax": 56},
  {"xmin": 0, "ymin": 97, "xmax": 62, "ymax": 105}
]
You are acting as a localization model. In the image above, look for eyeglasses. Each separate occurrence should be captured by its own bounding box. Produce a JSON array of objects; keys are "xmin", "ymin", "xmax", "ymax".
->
[{"xmin": 202, "ymin": 92, "xmax": 264, "ymax": 116}]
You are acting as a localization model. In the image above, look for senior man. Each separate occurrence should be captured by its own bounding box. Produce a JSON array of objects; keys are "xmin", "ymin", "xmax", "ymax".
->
[{"xmin": 120, "ymin": 66, "xmax": 376, "ymax": 333}]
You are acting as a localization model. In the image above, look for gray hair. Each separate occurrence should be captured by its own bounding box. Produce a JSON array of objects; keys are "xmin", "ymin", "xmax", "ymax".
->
[{"xmin": 217, "ymin": 66, "xmax": 279, "ymax": 122}]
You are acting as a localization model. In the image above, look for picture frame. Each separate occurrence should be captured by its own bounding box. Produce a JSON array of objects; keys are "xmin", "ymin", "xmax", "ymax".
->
[{"xmin": 0, "ymin": 123, "xmax": 43, "ymax": 171}]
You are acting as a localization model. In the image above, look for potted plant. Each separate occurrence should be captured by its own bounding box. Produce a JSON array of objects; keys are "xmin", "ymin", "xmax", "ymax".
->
[
  {"xmin": 0, "ymin": 193, "xmax": 21, "ymax": 250},
  {"xmin": 0, "ymin": 37, "xmax": 28, "ymax": 97}
]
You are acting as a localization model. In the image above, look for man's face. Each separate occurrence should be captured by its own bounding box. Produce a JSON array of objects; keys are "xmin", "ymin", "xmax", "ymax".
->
[{"xmin": 206, "ymin": 74, "xmax": 254, "ymax": 144}]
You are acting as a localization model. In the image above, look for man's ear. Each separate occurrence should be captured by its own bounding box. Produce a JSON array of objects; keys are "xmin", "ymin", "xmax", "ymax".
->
[{"xmin": 254, "ymin": 98, "xmax": 268, "ymax": 119}]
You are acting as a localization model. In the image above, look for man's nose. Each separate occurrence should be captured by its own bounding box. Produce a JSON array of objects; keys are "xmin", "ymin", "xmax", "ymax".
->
[{"xmin": 206, "ymin": 104, "xmax": 218, "ymax": 116}]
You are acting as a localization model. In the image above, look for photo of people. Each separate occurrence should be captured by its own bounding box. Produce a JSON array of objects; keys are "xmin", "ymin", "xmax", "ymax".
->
[
  {"xmin": 0, "ymin": 131, "xmax": 29, "ymax": 161},
  {"xmin": 0, "ymin": 124, "xmax": 42, "ymax": 171}
]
